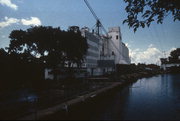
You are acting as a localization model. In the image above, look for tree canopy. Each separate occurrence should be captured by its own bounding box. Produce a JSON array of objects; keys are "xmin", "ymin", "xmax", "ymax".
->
[
  {"xmin": 8, "ymin": 26, "xmax": 88, "ymax": 68},
  {"xmin": 0, "ymin": 26, "xmax": 88, "ymax": 87},
  {"xmin": 170, "ymin": 48, "xmax": 180, "ymax": 59},
  {"xmin": 123, "ymin": 0, "xmax": 180, "ymax": 32}
]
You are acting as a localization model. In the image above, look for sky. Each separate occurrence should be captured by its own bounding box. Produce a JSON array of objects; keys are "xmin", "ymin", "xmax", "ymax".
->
[{"xmin": 0, "ymin": 0, "xmax": 180, "ymax": 64}]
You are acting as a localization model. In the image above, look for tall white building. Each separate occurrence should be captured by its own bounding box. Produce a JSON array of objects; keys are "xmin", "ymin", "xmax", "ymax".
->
[
  {"xmin": 81, "ymin": 27, "xmax": 102, "ymax": 76},
  {"xmin": 45, "ymin": 26, "xmax": 131, "ymax": 79},
  {"xmin": 108, "ymin": 27, "xmax": 130, "ymax": 64},
  {"xmin": 81, "ymin": 26, "xmax": 131, "ymax": 76}
]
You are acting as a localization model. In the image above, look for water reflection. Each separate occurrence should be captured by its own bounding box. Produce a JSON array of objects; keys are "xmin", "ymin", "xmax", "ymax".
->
[
  {"xmin": 2, "ymin": 74, "xmax": 179, "ymax": 120},
  {"xmin": 49, "ymin": 74, "xmax": 180, "ymax": 120},
  {"xmin": 0, "ymin": 89, "xmax": 37, "ymax": 104},
  {"xmin": 122, "ymin": 74, "xmax": 180, "ymax": 120}
]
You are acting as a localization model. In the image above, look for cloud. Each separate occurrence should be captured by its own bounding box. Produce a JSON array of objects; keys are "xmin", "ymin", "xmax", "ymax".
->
[
  {"xmin": 127, "ymin": 44, "xmax": 175, "ymax": 64},
  {"xmin": 0, "ymin": 16, "xmax": 19, "ymax": 28},
  {"xmin": 0, "ymin": 0, "xmax": 18, "ymax": 10},
  {"xmin": 0, "ymin": 17, "xmax": 42, "ymax": 28},
  {"xmin": 21, "ymin": 17, "xmax": 42, "ymax": 26}
]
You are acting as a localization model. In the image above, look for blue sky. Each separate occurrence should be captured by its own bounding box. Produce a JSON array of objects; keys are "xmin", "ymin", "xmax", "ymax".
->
[{"xmin": 0, "ymin": 0, "xmax": 180, "ymax": 64}]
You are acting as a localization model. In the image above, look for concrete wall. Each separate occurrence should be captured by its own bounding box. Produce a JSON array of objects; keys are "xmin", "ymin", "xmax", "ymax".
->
[
  {"xmin": 81, "ymin": 28, "xmax": 102, "ymax": 76},
  {"xmin": 108, "ymin": 27, "xmax": 130, "ymax": 64},
  {"xmin": 108, "ymin": 27, "xmax": 121, "ymax": 64},
  {"xmin": 81, "ymin": 26, "xmax": 131, "ymax": 76},
  {"xmin": 121, "ymin": 43, "xmax": 131, "ymax": 64}
]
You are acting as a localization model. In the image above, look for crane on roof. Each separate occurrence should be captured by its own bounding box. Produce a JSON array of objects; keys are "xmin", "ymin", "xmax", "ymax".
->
[
  {"xmin": 84, "ymin": 0, "xmax": 127, "ymax": 62},
  {"xmin": 84, "ymin": 0, "xmax": 102, "ymax": 35}
]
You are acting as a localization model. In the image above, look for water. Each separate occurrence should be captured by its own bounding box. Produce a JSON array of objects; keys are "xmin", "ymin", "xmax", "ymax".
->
[
  {"xmin": 0, "ymin": 89, "xmax": 38, "ymax": 105},
  {"xmin": 0, "ymin": 89, "xmax": 38, "ymax": 119},
  {"xmin": 121, "ymin": 74, "xmax": 180, "ymax": 120},
  {"xmin": 46, "ymin": 74, "xmax": 180, "ymax": 120}
]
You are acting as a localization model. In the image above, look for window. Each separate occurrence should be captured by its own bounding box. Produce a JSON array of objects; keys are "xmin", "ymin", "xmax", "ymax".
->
[
  {"xmin": 112, "ymin": 51, "xmax": 115, "ymax": 55},
  {"xmin": 116, "ymin": 35, "xmax": 119, "ymax": 40}
]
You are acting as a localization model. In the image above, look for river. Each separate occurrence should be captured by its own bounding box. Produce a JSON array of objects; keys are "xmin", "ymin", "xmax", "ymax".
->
[{"xmin": 45, "ymin": 74, "xmax": 180, "ymax": 120}]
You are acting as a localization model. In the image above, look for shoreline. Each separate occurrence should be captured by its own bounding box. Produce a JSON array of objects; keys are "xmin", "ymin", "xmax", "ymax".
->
[
  {"xmin": 19, "ymin": 82, "xmax": 123, "ymax": 120},
  {"xmin": 19, "ymin": 71, "xmax": 160, "ymax": 120}
]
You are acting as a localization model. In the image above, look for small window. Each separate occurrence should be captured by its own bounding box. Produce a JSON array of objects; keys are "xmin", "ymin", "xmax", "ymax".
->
[{"xmin": 116, "ymin": 35, "xmax": 119, "ymax": 40}]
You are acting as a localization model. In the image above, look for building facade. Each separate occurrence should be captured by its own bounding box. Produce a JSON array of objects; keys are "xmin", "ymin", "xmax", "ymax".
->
[
  {"xmin": 108, "ymin": 27, "xmax": 130, "ymax": 64},
  {"xmin": 45, "ymin": 26, "xmax": 131, "ymax": 79},
  {"xmin": 81, "ymin": 27, "xmax": 102, "ymax": 76},
  {"xmin": 81, "ymin": 26, "xmax": 131, "ymax": 76}
]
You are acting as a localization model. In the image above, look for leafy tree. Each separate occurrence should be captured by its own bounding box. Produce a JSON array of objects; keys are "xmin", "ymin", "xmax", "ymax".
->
[
  {"xmin": 123, "ymin": 0, "xmax": 180, "ymax": 32},
  {"xmin": 65, "ymin": 26, "xmax": 88, "ymax": 68},
  {"xmin": 0, "ymin": 48, "xmax": 8, "ymax": 58},
  {"xmin": 8, "ymin": 26, "xmax": 88, "ymax": 80},
  {"xmin": 170, "ymin": 48, "xmax": 180, "ymax": 59}
]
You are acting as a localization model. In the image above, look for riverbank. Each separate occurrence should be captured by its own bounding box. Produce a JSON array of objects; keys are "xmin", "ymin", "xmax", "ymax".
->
[
  {"xmin": 45, "ymin": 74, "xmax": 180, "ymax": 120},
  {"xmin": 19, "ymin": 82, "xmax": 123, "ymax": 120},
  {"xmin": 18, "ymin": 71, "xmax": 160, "ymax": 120},
  {"xmin": 119, "ymin": 71, "xmax": 162, "ymax": 82}
]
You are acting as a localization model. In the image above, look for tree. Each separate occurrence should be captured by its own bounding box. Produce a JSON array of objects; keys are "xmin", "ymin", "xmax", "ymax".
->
[
  {"xmin": 0, "ymin": 48, "xmax": 8, "ymax": 58},
  {"xmin": 170, "ymin": 48, "xmax": 180, "ymax": 59},
  {"xmin": 0, "ymin": 48, "xmax": 41, "ymax": 90},
  {"xmin": 8, "ymin": 26, "xmax": 88, "ymax": 80},
  {"xmin": 65, "ymin": 26, "xmax": 88, "ymax": 68},
  {"xmin": 123, "ymin": 0, "xmax": 180, "ymax": 32}
]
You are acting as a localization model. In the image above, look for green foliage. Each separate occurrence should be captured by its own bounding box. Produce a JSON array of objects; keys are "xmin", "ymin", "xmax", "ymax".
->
[
  {"xmin": 8, "ymin": 26, "xmax": 88, "ymax": 68},
  {"xmin": 170, "ymin": 48, "xmax": 180, "ymax": 59},
  {"xmin": 0, "ymin": 26, "xmax": 88, "ymax": 90},
  {"xmin": 168, "ymin": 66, "xmax": 180, "ymax": 73},
  {"xmin": 167, "ymin": 48, "xmax": 180, "ymax": 64},
  {"xmin": 116, "ymin": 63, "xmax": 160, "ymax": 75},
  {"xmin": 123, "ymin": 0, "xmax": 180, "ymax": 32},
  {"xmin": 0, "ymin": 49, "xmax": 44, "ymax": 91}
]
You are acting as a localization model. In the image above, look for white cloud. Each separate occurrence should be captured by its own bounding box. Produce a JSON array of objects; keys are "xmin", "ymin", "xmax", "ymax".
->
[
  {"xmin": 0, "ymin": 17, "xmax": 42, "ymax": 28},
  {"xmin": 128, "ymin": 44, "xmax": 175, "ymax": 64},
  {"xmin": 21, "ymin": 17, "xmax": 42, "ymax": 26},
  {"xmin": 0, "ymin": 0, "xmax": 18, "ymax": 10},
  {"xmin": 0, "ymin": 16, "xmax": 19, "ymax": 28}
]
